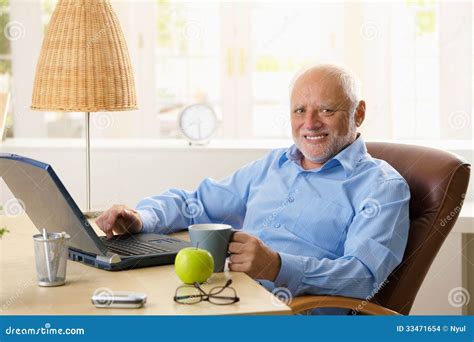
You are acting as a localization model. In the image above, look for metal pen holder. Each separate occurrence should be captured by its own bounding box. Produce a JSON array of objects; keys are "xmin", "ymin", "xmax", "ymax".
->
[{"xmin": 33, "ymin": 231, "xmax": 70, "ymax": 287}]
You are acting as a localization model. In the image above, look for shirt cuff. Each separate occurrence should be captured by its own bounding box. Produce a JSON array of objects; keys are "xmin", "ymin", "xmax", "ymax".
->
[
  {"xmin": 134, "ymin": 208, "xmax": 159, "ymax": 233},
  {"xmin": 274, "ymin": 252, "xmax": 305, "ymax": 294}
]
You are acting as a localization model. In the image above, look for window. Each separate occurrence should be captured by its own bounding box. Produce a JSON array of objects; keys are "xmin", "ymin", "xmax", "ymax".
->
[
  {"xmin": 155, "ymin": 0, "xmax": 221, "ymax": 138},
  {"xmin": 4, "ymin": 0, "xmax": 472, "ymax": 144},
  {"xmin": 0, "ymin": 0, "xmax": 11, "ymax": 87},
  {"xmin": 249, "ymin": 2, "xmax": 345, "ymax": 138},
  {"xmin": 0, "ymin": 0, "xmax": 12, "ymax": 137}
]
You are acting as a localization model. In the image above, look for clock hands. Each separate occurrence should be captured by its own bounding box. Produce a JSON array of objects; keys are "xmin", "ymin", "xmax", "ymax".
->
[{"xmin": 185, "ymin": 118, "xmax": 204, "ymax": 139}]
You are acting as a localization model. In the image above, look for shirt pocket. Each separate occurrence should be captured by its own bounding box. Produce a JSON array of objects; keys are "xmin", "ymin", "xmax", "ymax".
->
[{"xmin": 287, "ymin": 197, "xmax": 353, "ymax": 253}]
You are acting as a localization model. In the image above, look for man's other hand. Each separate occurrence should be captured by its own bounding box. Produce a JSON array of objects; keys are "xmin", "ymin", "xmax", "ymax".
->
[{"xmin": 228, "ymin": 231, "xmax": 281, "ymax": 281}]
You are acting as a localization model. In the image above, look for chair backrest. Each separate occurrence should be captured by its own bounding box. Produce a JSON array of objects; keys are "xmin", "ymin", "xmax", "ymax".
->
[{"xmin": 366, "ymin": 142, "xmax": 470, "ymax": 315}]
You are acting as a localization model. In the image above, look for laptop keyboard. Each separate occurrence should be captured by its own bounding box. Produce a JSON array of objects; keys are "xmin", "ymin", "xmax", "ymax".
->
[{"xmin": 100, "ymin": 237, "xmax": 172, "ymax": 256}]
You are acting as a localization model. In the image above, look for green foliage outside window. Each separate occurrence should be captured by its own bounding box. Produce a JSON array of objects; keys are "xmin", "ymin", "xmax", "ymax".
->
[
  {"xmin": 156, "ymin": 0, "xmax": 191, "ymax": 53},
  {"xmin": 0, "ymin": 0, "xmax": 11, "ymax": 75}
]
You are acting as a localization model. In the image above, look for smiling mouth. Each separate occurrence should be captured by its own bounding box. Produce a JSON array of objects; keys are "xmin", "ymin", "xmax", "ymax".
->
[{"xmin": 303, "ymin": 134, "xmax": 328, "ymax": 141}]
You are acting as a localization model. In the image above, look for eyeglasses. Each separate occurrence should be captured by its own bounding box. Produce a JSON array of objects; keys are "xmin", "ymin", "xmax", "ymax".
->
[{"xmin": 173, "ymin": 279, "xmax": 240, "ymax": 305}]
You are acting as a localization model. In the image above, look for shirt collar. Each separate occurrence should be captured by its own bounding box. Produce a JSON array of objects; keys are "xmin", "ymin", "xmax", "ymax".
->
[{"xmin": 278, "ymin": 134, "xmax": 367, "ymax": 177}]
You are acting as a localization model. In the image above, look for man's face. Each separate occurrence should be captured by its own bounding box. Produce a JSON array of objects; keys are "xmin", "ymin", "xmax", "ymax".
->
[{"xmin": 290, "ymin": 70, "xmax": 361, "ymax": 167}]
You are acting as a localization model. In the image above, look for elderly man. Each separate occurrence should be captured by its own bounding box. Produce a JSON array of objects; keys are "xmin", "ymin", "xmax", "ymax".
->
[{"xmin": 97, "ymin": 64, "xmax": 410, "ymax": 311}]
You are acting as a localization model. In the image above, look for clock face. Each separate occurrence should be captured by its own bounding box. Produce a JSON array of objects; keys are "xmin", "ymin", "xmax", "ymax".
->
[{"xmin": 179, "ymin": 104, "xmax": 218, "ymax": 142}]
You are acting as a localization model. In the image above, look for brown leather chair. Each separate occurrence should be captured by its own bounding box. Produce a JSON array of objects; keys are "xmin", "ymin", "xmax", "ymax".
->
[{"xmin": 290, "ymin": 142, "xmax": 471, "ymax": 315}]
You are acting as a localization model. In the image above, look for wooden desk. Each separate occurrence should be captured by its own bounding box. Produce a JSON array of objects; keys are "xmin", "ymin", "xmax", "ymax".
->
[{"xmin": 0, "ymin": 214, "xmax": 291, "ymax": 315}]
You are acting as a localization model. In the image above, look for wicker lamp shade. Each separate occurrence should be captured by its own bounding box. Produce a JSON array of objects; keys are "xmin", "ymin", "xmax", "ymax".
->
[{"xmin": 31, "ymin": 0, "xmax": 137, "ymax": 112}]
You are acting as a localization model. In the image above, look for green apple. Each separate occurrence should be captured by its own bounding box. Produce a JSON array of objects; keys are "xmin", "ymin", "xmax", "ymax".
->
[{"xmin": 174, "ymin": 247, "xmax": 214, "ymax": 284}]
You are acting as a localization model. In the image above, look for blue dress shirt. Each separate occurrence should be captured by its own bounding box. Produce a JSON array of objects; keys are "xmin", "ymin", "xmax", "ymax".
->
[{"xmin": 136, "ymin": 136, "xmax": 410, "ymax": 312}]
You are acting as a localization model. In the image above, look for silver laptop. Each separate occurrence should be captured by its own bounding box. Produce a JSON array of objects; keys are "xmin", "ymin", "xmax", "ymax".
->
[{"xmin": 0, "ymin": 153, "xmax": 191, "ymax": 271}]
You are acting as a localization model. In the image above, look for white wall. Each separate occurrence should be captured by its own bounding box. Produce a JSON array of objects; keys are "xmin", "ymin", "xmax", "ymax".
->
[{"xmin": 0, "ymin": 139, "xmax": 275, "ymax": 210}]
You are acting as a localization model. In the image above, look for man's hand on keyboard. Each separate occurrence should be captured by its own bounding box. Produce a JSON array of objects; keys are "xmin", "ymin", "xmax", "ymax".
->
[{"xmin": 96, "ymin": 205, "xmax": 143, "ymax": 239}]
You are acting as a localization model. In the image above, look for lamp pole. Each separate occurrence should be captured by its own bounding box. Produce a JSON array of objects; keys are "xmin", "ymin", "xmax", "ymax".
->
[{"xmin": 85, "ymin": 112, "xmax": 91, "ymax": 214}]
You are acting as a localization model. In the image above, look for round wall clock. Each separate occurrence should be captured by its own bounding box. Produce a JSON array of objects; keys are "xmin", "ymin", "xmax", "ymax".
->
[{"xmin": 178, "ymin": 103, "xmax": 218, "ymax": 145}]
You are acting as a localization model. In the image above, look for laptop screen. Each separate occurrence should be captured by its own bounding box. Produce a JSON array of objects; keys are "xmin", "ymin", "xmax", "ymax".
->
[{"xmin": 0, "ymin": 153, "xmax": 107, "ymax": 255}]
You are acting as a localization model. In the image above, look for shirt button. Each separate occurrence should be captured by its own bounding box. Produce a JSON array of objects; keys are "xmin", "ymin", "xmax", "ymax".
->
[
  {"xmin": 273, "ymin": 223, "xmax": 281, "ymax": 228},
  {"xmin": 288, "ymin": 196, "xmax": 295, "ymax": 203}
]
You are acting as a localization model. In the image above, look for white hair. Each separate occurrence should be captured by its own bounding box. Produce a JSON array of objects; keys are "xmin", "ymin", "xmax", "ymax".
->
[{"xmin": 288, "ymin": 63, "xmax": 362, "ymax": 112}]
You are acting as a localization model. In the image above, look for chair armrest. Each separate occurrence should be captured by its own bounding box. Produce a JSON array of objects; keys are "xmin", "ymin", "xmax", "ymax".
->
[{"xmin": 289, "ymin": 295, "xmax": 402, "ymax": 315}]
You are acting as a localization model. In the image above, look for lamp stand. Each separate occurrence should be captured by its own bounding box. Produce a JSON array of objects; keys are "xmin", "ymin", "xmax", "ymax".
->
[{"xmin": 83, "ymin": 112, "xmax": 102, "ymax": 219}]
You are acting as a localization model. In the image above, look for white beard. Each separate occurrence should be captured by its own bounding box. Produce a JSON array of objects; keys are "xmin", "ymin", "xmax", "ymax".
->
[{"xmin": 296, "ymin": 119, "xmax": 357, "ymax": 164}]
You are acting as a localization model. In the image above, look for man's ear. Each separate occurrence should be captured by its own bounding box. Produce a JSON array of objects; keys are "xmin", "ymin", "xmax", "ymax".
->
[{"xmin": 354, "ymin": 100, "xmax": 366, "ymax": 127}]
